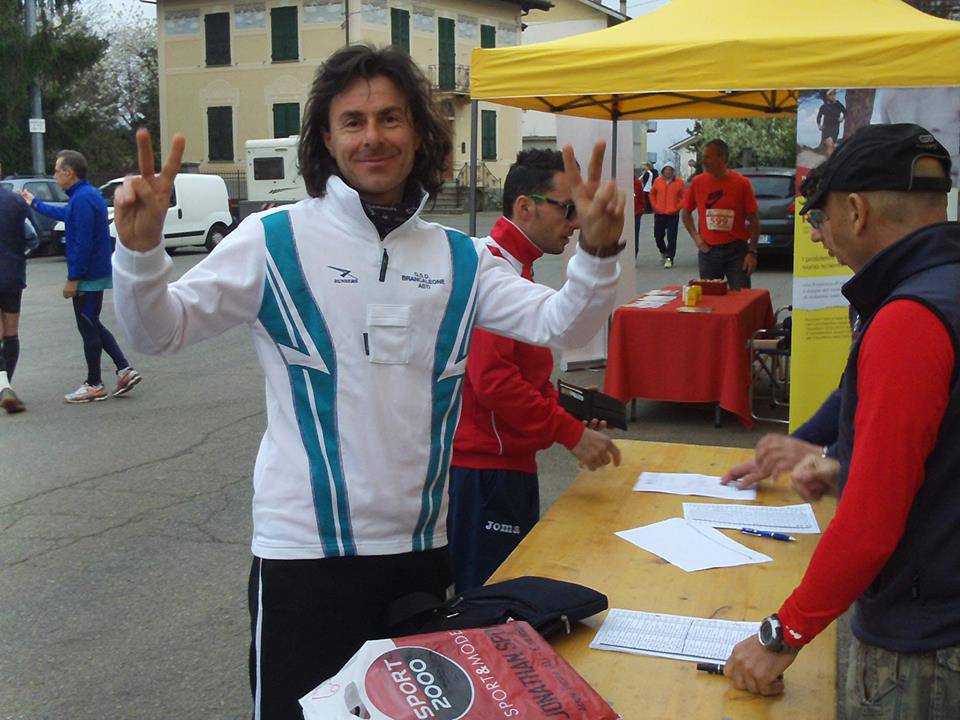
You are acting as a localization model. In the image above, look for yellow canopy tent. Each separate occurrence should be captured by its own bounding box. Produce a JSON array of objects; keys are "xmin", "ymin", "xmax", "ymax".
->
[
  {"xmin": 469, "ymin": 0, "xmax": 960, "ymax": 121},
  {"xmin": 463, "ymin": 0, "xmax": 960, "ymax": 231}
]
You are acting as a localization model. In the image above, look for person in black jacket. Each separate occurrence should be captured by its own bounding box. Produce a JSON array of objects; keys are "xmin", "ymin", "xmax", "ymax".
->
[{"xmin": 0, "ymin": 164, "xmax": 30, "ymax": 414}]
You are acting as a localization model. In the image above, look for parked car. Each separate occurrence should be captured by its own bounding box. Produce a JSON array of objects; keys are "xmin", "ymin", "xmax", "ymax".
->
[
  {"xmin": 99, "ymin": 173, "xmax": 234, "ymax": 252},
  {"xmin": 739, "ymin": 167, "xmax": 796, "ymax": 255},
  {"xmin": 0, "ymin": 175, "xmax": 68, "ymax": 257}
]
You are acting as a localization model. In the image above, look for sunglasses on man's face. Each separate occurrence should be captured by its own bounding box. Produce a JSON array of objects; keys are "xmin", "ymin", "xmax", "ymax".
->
[
  {"xmin": 527, "ymin": 194, "xmax": 577, "ymax": 221},
  {"xmin": 805, "ymin": 208, "xmax": 829, "ymax": 230}
]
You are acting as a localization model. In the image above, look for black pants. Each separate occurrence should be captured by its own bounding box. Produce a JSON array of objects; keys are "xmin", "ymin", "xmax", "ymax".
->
[
  {"xmin": 248, "ymin": 549, "xmax": 452, "ymax": 720},
  {"xmin": 653, "ymin": 214, "xmax": 680, "ymax": 260},
  {"xmin": 697, "ymin": 240, "xmax": 752, "ymax": 290},
  {"xmin": 72, "ymin": 291, "xmax": 128, "ymax": 386},
  {"xmin": 447, "ymin": 466, "xmax": 540, "ymax": 593}
]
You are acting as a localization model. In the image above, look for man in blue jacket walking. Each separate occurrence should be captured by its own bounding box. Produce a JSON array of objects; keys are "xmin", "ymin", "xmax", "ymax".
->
[{"xmin": 21, "ymin": 150, "xmax": 142, "ymax": 402}]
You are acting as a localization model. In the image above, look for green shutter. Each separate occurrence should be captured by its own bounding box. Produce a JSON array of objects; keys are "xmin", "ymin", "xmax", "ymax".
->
[
  {"xmin": 480, "ymin": 24, "xmax": 496, "ymax": 49},
  {"xmin": 391, "ymin": 8, "xmax": 410, "ymax": 54},
  {"xmin": 207, "ymin": 106, "xmax": 234, "ymax": 162},
  {"xmin": 273, "ymin": 103, "xmax": 300, "ymax": 138},
  {"xmin": 481, "ymin": 110, "xmax": 496, "ymax": 160},
  {"xmin": 271, "ymin": 6, "xmax": 299, "ymax": 61},
  {"xmin": 438, "ymin": 17, "xmax": 455, "ymax": 90},
  {"xmin": 205, "ymin": 13, "xmax": 231, "ymax": 66}
]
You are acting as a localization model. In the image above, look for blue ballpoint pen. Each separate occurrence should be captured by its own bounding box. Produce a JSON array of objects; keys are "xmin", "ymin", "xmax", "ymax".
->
[{"xmin": 740, "ymin": 527, "xmax": 796, "ymax": 542}]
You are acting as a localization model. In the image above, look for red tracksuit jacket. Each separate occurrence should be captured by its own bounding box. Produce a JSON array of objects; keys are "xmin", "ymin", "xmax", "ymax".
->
[{"xmin": 451, "ymin": 217, "xmax": 585, "ymax": 473}]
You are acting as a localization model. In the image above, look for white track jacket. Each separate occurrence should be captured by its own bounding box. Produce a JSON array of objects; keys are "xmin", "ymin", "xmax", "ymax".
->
[{"xmin": 112, "ymin": 176, "xmax": 620, "ymax": 559}]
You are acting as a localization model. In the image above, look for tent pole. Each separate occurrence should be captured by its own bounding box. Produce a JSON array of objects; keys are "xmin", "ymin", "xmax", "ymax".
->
[
  {"xmin": 469, "ymin": 100, "xmax": 479, "ymax": 236},
  {"xmin": 611, "ymin": 117, "xmax": 618, "ymax": 180}
]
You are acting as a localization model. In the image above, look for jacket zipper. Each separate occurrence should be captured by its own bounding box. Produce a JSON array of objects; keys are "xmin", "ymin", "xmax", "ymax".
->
[{"xmin": 379, "ymin": 247, "xmax": 389, "ymax": 282}]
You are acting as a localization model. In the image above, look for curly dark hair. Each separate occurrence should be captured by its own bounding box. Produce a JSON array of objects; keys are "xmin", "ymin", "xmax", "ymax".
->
[
  {"xmin": 501, "ymin": 149, "xmax": 565, "ymax": 219},
  {"xmin": 298, "ymin": 44, "xmax": 452, "ymax": 198}
]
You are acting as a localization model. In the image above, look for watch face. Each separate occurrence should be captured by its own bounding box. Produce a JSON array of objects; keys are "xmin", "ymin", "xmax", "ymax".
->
[
  {"xmin": 759, "ymin": 615, "xmax": 782, "ymax": 650},
  {"xmin": 759, "ymin": 619, "xmax": 775, "ymax": 646}
]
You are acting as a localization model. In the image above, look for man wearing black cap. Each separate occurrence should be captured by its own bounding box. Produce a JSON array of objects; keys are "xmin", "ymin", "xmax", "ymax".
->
[{"xmin": 723, "ymin": 124, "xmax": 960, "ymax": 717}]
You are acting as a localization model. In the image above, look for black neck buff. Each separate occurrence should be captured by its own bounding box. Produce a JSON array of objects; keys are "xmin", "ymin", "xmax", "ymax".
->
[{"xmin": 360, "ymin": 182, "xmax": 423, "ymax": 239}]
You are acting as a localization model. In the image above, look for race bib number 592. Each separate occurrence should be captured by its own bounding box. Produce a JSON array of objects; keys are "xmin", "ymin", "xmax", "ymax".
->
[{"xmin": 705, "ymin": 208, "xmax": 735, "ymax": 232}]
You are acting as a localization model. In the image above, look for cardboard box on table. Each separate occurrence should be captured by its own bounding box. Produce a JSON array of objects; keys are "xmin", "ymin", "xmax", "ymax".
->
[{"xmin": 300, "ymin": 621, "xmax": 619, "ymax": 720}]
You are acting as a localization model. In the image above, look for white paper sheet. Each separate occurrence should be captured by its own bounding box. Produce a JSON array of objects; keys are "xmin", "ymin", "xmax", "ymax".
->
[
  {"xmin": 590, "ymin": 608, "xmax": 759, "ymax": 663},
  {"xmin": 627, "ymin": 296, "xmax": 673, "ymax": 309},
  {"xmin": 615, "ymin": 518, "xmax": 772, "ymax": 572},
  {"xmin": 683, "ymin": 502, "xmax": 821, "ymax": 533},
  {"xmin": 633, "ymin": 472, "xmax": 757, "ymax": 501}
]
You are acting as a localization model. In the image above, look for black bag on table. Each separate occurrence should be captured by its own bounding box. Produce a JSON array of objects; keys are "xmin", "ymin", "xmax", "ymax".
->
[{"xmin": 383, "ymin": 575, "xmax": 608, "ymax": 640}]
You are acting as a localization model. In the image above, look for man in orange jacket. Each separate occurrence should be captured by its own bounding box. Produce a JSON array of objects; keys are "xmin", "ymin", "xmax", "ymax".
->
[{"xmin": 649, "ymin": 162, "xmax": 685, "ymax": 268}]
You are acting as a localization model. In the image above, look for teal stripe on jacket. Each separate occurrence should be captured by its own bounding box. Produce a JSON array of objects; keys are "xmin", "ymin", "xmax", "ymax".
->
[
  {"xmin": 257, "ymin": 211, "xmax": 355, "ymax": 556},
  {"xmin": 414, "ymin": 228, "xmax": 479, "ymax": 550}
]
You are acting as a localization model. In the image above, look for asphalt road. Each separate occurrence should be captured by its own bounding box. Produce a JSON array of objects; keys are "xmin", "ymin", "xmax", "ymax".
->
[{"xmin": 1, "ymin": 216, "xmax": 797, "ymax": 719}]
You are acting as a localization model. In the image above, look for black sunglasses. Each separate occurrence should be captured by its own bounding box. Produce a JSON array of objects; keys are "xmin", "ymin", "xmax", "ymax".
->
[{"xmin": 527, "ymin": 194, "xmax": 577, "ymax": 220}]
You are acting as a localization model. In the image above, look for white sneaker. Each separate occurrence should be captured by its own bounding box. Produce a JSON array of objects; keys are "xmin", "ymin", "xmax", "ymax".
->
[
  {"xmin": 664, "ymin": 257, "xmax": 674, "ymax": 268},
  {"xmin": 65, "ymin": 383, "xmax": 108, "ymax": 403},
  {"xmin": 113, "ymin": 368, "xmax": 143, "ymax": 397},
  {"xmin": 1, "ymin": 387, "xmax": 25, "ymax": 414}
]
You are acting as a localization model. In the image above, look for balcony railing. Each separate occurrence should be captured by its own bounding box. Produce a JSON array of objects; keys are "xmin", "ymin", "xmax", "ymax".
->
[
  {"xmin": 455, "ymin": 161, "xmax": 500, "ymax": 190},
  {"xmin": 427, "ymin": 64, "xmax": 470, "ymax": 94}
]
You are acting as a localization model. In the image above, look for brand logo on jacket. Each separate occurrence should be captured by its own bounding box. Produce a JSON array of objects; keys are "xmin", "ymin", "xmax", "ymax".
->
[
  {"xmin": 402, "ymin": 271, "xmax": 445, "ymax": 290},
  {"xmin": 328, "ymin": 266, "xmax": 358, "ymax": 284}
]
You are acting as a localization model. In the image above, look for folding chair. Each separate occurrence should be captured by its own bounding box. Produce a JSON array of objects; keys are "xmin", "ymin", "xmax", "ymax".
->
[{"xmin": 748, "ymin": 305, "xmax": 792, "ymax": 425}]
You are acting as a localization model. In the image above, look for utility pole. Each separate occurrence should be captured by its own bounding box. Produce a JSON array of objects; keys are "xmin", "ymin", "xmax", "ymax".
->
[{"xmin": 25, "ymin": 0, "xmax": 46, "ymax": 175}]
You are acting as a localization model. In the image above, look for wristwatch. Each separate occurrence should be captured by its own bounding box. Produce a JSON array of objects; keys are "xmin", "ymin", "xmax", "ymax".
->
[
  {"xmin": 579, "ymin": 240, "xmax": 626, "ymax": 258},
  {"xmin": 758, "ymin": 614, "xmax": 792, "ymax": 653}
]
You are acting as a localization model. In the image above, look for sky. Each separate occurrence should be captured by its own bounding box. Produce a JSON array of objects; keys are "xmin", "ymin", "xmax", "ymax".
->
[{"xmin": 88, "ymin": 0, "xmax": 690, "ymax": 165}]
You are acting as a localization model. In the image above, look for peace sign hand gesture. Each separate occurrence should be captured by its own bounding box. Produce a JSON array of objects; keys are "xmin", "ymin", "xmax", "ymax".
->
[
  {"xmin": 562, "ymin": 140, "xmax": 626, "ymax": 251},
  {"xmin": 114, "ymin": 128, "xmax": 186, "ymax": 252}
]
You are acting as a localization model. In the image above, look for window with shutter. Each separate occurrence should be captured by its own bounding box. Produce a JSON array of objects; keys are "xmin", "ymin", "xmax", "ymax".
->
[
  {"xmin": 481, "ymin": 110, "xmax": 496, "ymax": 160},
  {"xmin": 273, "ymin": 103, "xmax": 300, "ymax": 138},
  {"xmin": 391, "ymin": 8, "xmax": 410, "ymax": 53},
  {"xmin": 271, "ymin": 6, "xmax": 299, "ymax": 61},
  {"xmin": 438, "ymin": 17, "xmax": 455, "ymax": 90},
  {"xmin": 205, "ymin": 13, "xmax": 231, "ymax": 66},
  {"xmin": 480, "ymin": 24, "xmax": 495, "ymax": 49},
  {"xmin": 207, "ymin": 106, "xmax": 234, "ymax": 162}
]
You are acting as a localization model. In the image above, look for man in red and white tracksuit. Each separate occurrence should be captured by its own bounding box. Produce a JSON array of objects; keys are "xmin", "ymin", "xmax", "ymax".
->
[{"xmin": 448, "ymin": 149, "xmax": 621, "ymax": 592}]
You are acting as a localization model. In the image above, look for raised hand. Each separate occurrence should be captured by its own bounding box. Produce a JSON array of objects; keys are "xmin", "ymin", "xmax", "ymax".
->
[
  {"xmin": 562, "ymin": 141, "xmax": 625, "ymax": 250},
  {"xmin": 113, "ymin": 129, "xmax": 185, "ymax": 252}
]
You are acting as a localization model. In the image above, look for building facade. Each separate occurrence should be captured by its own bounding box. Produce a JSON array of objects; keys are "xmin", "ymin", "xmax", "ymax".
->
[{"xmin": 156, "ymin": 0, "xmax": 547, "ymax": 194}]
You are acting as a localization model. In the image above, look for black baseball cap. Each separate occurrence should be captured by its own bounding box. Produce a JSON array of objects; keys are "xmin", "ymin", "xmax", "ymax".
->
[{"xmin": 800, "ymin": 123, "xmax": 952, "ymax": 214}]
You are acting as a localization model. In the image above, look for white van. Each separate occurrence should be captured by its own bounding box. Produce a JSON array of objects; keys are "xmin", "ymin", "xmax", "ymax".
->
[
  {"xmin": 239, "ymin": 136, "xmax": 306, "ymax": 219},
  {"xmin": 100, "ymin": 174, "xmax": 234, "ymax": 252}
]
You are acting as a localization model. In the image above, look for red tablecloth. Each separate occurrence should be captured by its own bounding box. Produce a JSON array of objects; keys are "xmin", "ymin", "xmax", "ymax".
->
[{"xmin": 604, "ymin": 287, "xmax": 775, "ymax": 427}]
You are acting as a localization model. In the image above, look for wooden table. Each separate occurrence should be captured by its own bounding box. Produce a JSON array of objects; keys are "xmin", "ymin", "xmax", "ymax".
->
[
  {"xmin": 489, "ymin": 440, "xmax": 837, "ymax": 720},
  {"xmin": 604, "ymin": 288, "xmax": 775, "ymax": 428}
]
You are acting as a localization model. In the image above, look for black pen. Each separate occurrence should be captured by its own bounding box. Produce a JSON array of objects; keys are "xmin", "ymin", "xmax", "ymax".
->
[{"xmin": 696, "ymin": 662, "xmax": 724, "ymax": 675}]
